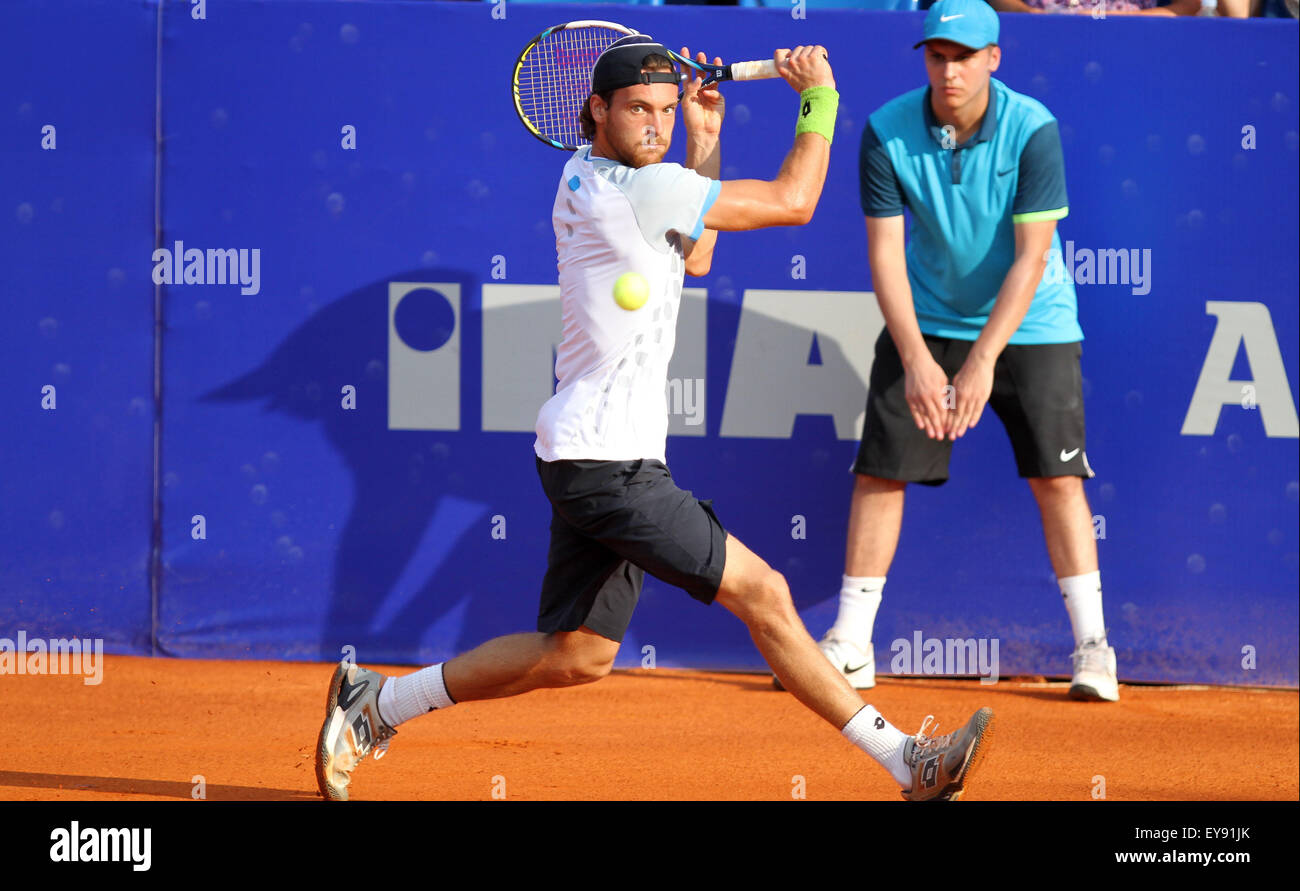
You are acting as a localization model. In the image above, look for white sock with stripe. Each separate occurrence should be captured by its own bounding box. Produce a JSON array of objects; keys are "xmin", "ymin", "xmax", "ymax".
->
[
  {"xmin": 1059, "ymin": 571, "xmax": 1106, "ymax": 646},
  {"xmin": 377, "ymin": 662, "xmax": 456, "ymax": 727},
  {"xmin": 829, "ymin": 575, "xmax": 885, "ymax": 644},
  {"xmin": 842, "ymin": 704, "xmax": 911, "ymax": 788}
]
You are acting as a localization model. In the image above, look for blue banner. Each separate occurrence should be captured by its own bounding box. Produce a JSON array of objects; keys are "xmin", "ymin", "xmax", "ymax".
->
[{"xmin": 4, "ymin": 1, "xmax": 1297, "ymax": 685}]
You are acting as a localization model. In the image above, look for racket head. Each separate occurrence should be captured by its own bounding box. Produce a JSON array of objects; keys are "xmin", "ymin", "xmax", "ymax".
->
[{"xmin": 512, "ymin": 20, "xmax": 636, "ymax": 151}]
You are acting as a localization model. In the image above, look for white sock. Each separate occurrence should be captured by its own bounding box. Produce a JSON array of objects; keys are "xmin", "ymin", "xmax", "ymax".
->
[
  {"xmin": 1059, "ymin": 571, "xmax": 1106, "ymax": 646},
  {"xmin": 829, "ymin": 575, "xmax": 885, "ymax": 644},
  {"xmin": 376, "ymin": 662, "xmax": 456, "ymax": 728},
  {"xmin": 842, "ymin": 704, "xmax": 911, "ymax": 789}
]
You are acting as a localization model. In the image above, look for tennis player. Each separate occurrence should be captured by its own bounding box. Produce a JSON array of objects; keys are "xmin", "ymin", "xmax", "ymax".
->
[
  {"xmin": 316, "ymin": 35, "xmax": 993, "ymax": 802},
  {"xmin": 803, "ymin": 0, "xmax": 1119, "ymax": 702}
]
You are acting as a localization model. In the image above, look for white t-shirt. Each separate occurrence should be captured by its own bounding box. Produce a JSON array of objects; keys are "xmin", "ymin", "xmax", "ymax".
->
[{"xmin": 534, "ymin": 146, "xmax": 721, "ymax": 463}]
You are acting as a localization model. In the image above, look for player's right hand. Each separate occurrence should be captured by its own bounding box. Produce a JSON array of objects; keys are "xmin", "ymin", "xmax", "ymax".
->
[
  {"xmin": 904, "ymin": 355, "xmax": 951, "ymax": 441},
  {"xmin": 774, "ymin": 46, "xmax": 834, "ymax": 93}
]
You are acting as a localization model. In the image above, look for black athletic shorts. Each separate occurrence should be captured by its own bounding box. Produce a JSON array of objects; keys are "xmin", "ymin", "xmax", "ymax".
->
[
  {"xmin": 853, "ymin": 330, "xmax": 1095, "ymax": 485},
  {"xmin": 534, "ymin": 457, "xmax": 728, "ymax": 643}
]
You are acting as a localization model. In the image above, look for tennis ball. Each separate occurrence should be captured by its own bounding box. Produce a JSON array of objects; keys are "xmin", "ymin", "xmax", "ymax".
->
[{"xmin": 612, "ymin": 272, "xmax": 649, "ymax": 311}]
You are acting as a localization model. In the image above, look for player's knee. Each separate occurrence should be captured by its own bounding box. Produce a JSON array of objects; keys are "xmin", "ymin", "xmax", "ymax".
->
[
  {"xmin": 746, "ymin": 570, "xmax": 797, "ymax": 635},
  {"xmin": 547, "ymin": 652, "xmax": 613, "ymax": 687},
  {"xmin": 544, "ymin": 633, "xmax": 616, "ymax": 687}
]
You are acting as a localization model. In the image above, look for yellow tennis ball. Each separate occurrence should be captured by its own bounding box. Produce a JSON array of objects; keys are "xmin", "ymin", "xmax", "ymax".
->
[{"xmin": 612, "ymin": 272, "xmax": 649, "ymax": 311}]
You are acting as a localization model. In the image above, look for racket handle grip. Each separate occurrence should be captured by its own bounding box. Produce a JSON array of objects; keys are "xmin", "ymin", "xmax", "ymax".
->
[{"xmin": 729, "ymin": 59, "xmax": 779, "ymax": 81}]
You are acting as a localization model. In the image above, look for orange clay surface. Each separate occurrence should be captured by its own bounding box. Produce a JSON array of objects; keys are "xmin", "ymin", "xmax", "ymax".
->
[{"xmin": 2, "ymin": 655, "xmax": 1296, "ymax": 802}]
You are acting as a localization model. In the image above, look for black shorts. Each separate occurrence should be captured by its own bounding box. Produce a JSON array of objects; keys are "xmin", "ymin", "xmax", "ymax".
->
[
  {"xmin": 853, "ymin": 331, "xmax": 1095, "ymax": 485},
  {"xmin": 534, "ymin": 457, "xmax": 728, "ymax": 643}
]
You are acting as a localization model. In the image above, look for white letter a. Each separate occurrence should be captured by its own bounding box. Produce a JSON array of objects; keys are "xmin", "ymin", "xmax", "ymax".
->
[{"xmin": 1182, "ymin": 301, "xmax": 1298, "ymax": 438}]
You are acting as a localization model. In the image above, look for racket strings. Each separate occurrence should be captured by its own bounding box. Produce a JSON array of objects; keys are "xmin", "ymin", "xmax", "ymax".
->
[{"xmin": 517, "ymin": 26, "xmax": 624, "ymax": 149}]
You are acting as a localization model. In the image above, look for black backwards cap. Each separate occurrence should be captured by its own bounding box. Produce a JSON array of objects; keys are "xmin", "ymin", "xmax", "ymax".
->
[{"xmin": 590, "ymin": 34, "xmax": 679, "ymax": 94}]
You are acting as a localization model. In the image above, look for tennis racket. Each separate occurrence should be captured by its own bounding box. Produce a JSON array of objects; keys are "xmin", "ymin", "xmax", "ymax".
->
[{"xmin": 512, "ymin": 20, "xmax": 783, "ymax": 152}]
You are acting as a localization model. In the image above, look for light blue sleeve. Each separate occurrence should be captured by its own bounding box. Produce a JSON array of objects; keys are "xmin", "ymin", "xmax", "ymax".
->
[{"xmin": 613, "ymin": 163, "xmax": 721, "ymax": 249}]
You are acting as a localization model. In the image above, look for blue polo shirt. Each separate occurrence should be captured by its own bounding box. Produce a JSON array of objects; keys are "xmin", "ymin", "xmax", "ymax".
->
[{"xmin": 860, "ymin": 77, "xmax": 1082, "ymax": 344}]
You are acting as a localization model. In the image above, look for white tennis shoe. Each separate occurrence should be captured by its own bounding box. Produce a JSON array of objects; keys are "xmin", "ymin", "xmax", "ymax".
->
[
  {"xmin": 772, "ymin": 634, "xmax": 876, "ymax": 691},
  {"xmin": 819, "ymin": 635, "xmax": 876, "ymax": 689},
  {"xmin": 1069, "ymin": 637, "xmax": 1120, "ymax": 702}
]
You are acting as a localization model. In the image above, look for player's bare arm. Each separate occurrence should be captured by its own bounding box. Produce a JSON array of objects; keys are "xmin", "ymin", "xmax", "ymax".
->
[
  {"xmin": 701, "ymin": 46, "xmax": 836, "ymax": 231},
  {"xmin": 680, "ymin": 48, "xmax": 724, "ymax": 276},
  {"xmin": 946, "ymin": 218, "xmax": 1057, "ymax": 439},
  {"xmin": 866, "ymin": 213, "xmax": 951, "ymax": 441}
]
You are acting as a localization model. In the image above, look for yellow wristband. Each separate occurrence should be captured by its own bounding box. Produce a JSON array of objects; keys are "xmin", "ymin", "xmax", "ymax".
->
[{"xmin": 795, "ymin": 86, "xmax": 839, "ymax": 144}]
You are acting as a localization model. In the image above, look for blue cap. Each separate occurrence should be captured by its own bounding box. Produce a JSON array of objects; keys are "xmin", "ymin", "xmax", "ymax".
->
[{"xmin": 914, "ymin": 0, "xmax": 1000, "ymax": 51}]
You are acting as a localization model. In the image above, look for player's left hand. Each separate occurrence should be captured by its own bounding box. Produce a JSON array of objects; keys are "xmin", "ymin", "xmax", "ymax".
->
[
  {"xmin": 680, "ymin": 49, "xmax": 725, "ymax": 139},
  {"xmin": 947, "ymin": 355, "xmax": 994, "ymax": 440}
]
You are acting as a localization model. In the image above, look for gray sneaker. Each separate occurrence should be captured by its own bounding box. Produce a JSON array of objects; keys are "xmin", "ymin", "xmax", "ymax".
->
[
  {"xmin": 900, "ymin": 707, "xmax": 994, "ymax": 802},
  {"xmin": 315, "ymin": 661, "xmax": 397, "ymax": 801}
]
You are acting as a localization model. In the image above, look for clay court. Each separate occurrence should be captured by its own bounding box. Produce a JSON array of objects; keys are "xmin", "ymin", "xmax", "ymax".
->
[{"xmin": 4, "ymin": 656, "xmax": 1295, "ymax": 802}]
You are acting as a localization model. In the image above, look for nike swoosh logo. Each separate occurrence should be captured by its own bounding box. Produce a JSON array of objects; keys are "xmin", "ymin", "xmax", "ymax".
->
[
  {"xmin": 338, "ymin": 676, "xmax": 368, "ymax": 710},
  {"xmin": 844, "ymin": 661, "xmax": 871, "ymax": 674},
  {"xmin": 940, "ymin": 14, "xmax": 964, "ymax": 21},
  {"xmin": 997, "ymin": 167, "xmax": 1016, "ymax": 176},
  {"xmin": 1060, "ymin": 448, "xmax": 1081, "ymax": 462}
]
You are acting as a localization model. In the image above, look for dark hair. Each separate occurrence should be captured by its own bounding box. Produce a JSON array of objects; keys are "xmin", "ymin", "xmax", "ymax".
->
[{"xmin": 579, "ymin": 53, "xmax": 675, "ymax": 142}]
